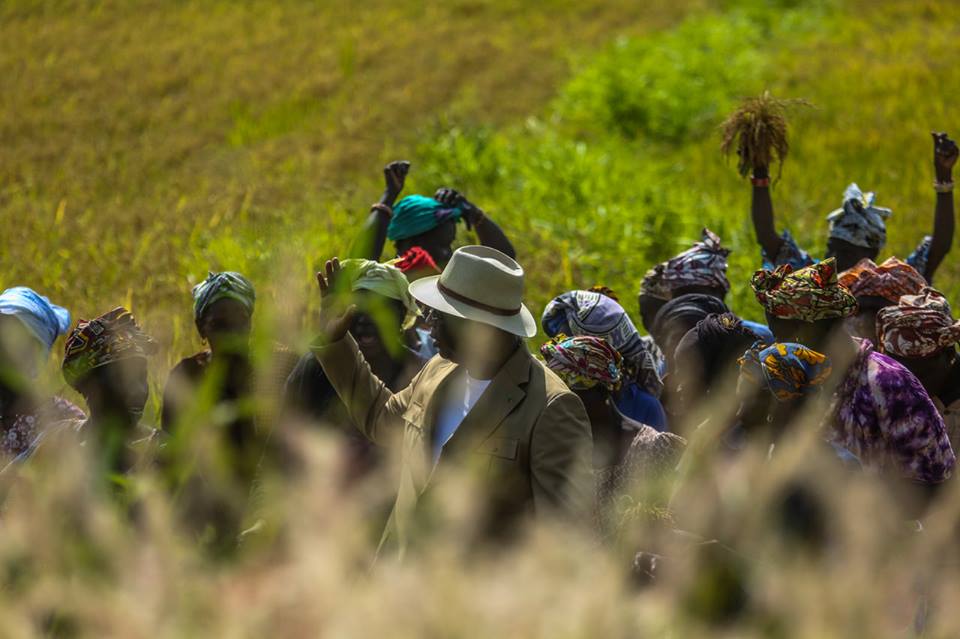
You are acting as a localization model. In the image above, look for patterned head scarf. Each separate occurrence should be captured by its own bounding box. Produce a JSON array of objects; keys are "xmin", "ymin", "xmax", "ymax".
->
[
  {"xmin": 661, "ymin": 228, "xmax": 731, "ymax": 294},
  {"xmin": 390, "ymin": 246, "xmax": 440, "ymax": 278},
  {"xmin": 62, "ymin": 307, "xmax": 157, "ymax": 388},
  {"xmin": 751, "ymin": 258, "xmax": 858, "ymax": 322},
  {"xmin": 876, "ymin": 287, "xmax": 960, "ymax": 359},
  {"xmin": 339, "ymin": 259, "xmax": 420, "ymax": 330},
  {"xmin": 0, "ymin": 286, "xmax": 71, "ymax": 354},
  {"xmin": 826, "ymin": 183, "xmax": 892, "ymax": 250},
  {"xmin": 540, "ymin": 335, "xmax": 623, "ymax": 392},
  {"xmin": 639, "ymin": 263, "xmax": 672, "ymax": 301},
  {"xmin": 386, "ymin": 195, "xmax": 462, "ymax": 242},
  {"xmin": 541, "ymin": 290, "xmax": 662, "ymax": 395},
  {"xmin": 738, "ymin": 342, "xmax": 833, "ymax": 402},
  {"xmin": 838, "ymin": 257, "xmax": 926, "ymax": 305},
  {"xmin": 192, "ymin": 272, "xmax": 256, "ymax": 323}
]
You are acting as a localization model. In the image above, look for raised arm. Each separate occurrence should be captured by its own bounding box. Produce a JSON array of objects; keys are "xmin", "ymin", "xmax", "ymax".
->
[
  {"xmin": 312, "ymin": 258, "xmax": 411, "ymax": 445},
  {"xmin": 923, "ymin": 132, "xmax": 958, "ymax": 281},
  {"xmin": 349, "ymin": 161, "xmax": 410, "ymax": 260},
  {"xmin": 750, "ymin": 164, "xmax": 784, "ymax": 261},
  {"xmin": 435, "ymin": 188, "xmax": 516, "ymax": 259}
]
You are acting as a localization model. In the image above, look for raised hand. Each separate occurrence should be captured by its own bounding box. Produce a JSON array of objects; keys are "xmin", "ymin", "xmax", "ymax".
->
[
  {"xmin": 933, "ymin": 132, "xmax": 958, "ymax": 181},
  {"xmin": 315, "ymin": 258, "xmax": 357, "ymax": 345},
  {"xmin": 383, "ymin": 161, "xmax": 411, "ymax": 206},
  {"xmin": 435, "ymin": 187, "xmax": 483, "ymax": 228}
]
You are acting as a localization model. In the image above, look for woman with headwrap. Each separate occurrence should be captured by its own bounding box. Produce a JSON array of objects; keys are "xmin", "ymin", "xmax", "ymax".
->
[
  {"xmin": 671, "ymin": 313, "xmax": 760, "ymax": 428},
  {"xmin": 284, "ymin": 259, "xmax": 426, "ymax": 485},
  {"xmin": 162, "ymin": 271, "xmax": 299, "ymax": 481},
  {"xmin": 649, "ymin": 294, "xmax": 730, "ymax": 374},
  {"xmin": 351, "ymin": 161, "xmax": 515, "ymax": 269},
  {"xmin": 637, "ymin": 229, "xmax": 774, "ymax": 346},
  {"xmin": 745, "ymin": 132, "xmax": 958, "ymax": 278},
  {"xmin": 0, "ymin": 287, "xmax": 84, "ymax": 459},
  {"xmin": 838, "ymin": 257, "xmax": 927, "ymax": 341},
  {"xmin": 540, "ymin": 335, "xmax": 684, "ymax": 508},
  {"xmin": 752, "ymin": 259, "xmax": 954, "ymax": 485},
  {"xmin": 735, "ymin": 342, "xmax": 836, "ymax": 449},
  {"xmin": 61, "ymin": 307, "xmax": 158, "ymax": 476},
  {"xmin": 876, "ymin": 288, "xmax": 960, "ymax": 452},
  {"xmin": 542, "ymin": 289, "xmax": 667, "ymax": 431}
]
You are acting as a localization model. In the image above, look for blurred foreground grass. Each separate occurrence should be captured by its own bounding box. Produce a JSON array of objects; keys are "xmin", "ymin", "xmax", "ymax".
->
[{"xmin": 3, "ymin": 1, "xmax": 960, "ymax": 636}]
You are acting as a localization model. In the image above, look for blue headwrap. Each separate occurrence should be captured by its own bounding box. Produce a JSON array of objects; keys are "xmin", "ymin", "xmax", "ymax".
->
[
  {"xmin": 0, "ymin": 287, "xmax": 71, "ymax": 354},
  {"xmin": 826, "ymin": 183, "xmax": 891, "ymax": 250},
  {"xmin": 386, "ymin": 195, "xmax": 462, "ymax": 242},
  {"xmin": 192, "ymin": 272, "xmax": 256, "ymax": 322}
]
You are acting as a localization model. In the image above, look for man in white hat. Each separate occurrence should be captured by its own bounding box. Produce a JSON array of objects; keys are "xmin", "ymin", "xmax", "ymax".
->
[{"xmin": 313, "ymin": 246, "xmax": 594, "ymax": 549}]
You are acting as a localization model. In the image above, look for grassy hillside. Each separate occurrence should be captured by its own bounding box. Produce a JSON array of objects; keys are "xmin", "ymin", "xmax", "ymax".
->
[{"xmin": 3, "ymin": 0, "xmax": 960, "ymax": 381}]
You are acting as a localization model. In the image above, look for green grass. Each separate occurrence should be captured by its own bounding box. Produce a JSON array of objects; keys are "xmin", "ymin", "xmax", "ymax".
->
[{"xmin": 2, "ymin": 0, "xmax": 960, "ymax": 388}]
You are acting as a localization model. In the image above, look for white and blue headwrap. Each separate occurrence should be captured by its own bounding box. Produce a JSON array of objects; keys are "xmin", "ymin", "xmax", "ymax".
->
[{"xmin": 0, "ymin": 287, "xmax": 71, "ymax": 354}]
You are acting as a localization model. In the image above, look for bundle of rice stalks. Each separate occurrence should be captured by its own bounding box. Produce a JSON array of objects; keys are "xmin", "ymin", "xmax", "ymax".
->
[{"xmin": 720, "ymin": 91, "xmax": 811, "ymax": 179}]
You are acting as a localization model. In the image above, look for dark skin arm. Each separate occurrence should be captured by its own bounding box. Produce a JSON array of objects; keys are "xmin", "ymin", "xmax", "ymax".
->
[
  {"xmin": 348, "ymin": 161, "xmax": 410, "ymax": 260},
  {"xmin": 923, "ymin": 132, "xmax": 958, "ymax": 281},
  {"xmin": 749, "ymin": 164, "xmax": 784, "ymax": 261},
  {"xmin": 434, "ymin": 188, "xmax": 516, "ymax": 259}
]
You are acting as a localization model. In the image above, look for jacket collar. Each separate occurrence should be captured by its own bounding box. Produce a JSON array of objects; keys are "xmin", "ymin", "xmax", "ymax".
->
[{"xmin": 437, "ymin": 342, "xmax": 532, "ymax": 460}]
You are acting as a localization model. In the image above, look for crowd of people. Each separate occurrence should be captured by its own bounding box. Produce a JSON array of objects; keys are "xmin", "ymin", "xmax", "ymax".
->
[{"xmin": 1, "ymin": 133, "xmax": 959, "ymax": 566}]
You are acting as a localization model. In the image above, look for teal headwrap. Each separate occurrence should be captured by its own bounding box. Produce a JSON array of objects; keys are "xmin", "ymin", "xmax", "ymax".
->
[
  {"xmin": 386, "ymin": 195, "xmax": 462, "ymax": 242},
  {"xmin": 192, "ymin": 271, "xmax": 256, "ymax": 322}
]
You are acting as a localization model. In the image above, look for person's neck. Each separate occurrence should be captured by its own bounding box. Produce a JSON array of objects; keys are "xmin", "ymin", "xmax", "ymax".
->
[
  {"xmin": 939, "ymin": 360, "xmax": 960, "ymax": 405},
  {"xmin": 464, "ymin": 341, "xmax": 520, "ymax": 380}
]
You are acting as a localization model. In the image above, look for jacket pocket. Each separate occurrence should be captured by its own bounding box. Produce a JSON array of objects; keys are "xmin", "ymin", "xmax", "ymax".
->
[{"xmin": 476, "ymin": 437, "xmax": 519, "ymax": 461}]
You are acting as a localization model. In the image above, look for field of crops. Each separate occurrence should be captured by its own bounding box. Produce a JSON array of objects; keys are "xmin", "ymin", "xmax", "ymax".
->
[{"xmin": 3, "ymin": 0, "xmax": 960, "ymax": 636}]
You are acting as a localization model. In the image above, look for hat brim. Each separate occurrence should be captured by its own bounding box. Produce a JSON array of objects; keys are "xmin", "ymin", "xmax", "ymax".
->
[{"xmin": 409, "ymin": 275, "xmax": 537, "ymax": 339}]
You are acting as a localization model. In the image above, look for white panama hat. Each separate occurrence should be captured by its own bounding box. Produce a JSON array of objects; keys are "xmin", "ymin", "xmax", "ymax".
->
[{"xmin": 408, "ymin": 246, "xmax": 537, "ymax": 339}]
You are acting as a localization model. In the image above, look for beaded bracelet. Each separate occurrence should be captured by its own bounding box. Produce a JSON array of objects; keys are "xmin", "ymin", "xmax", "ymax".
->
[
  {"xmin": 750, "ymin": 176, "xmax": 771, "ymax": 188},
  {"xmin": 934, "ymin": 181, "xmax": 955, "ymax": 193}
]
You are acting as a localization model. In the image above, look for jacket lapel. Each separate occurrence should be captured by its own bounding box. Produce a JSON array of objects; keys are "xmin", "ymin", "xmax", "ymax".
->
[{"xmin": 440, "ymin": 344, "xmax": 531, "ymax": 461}]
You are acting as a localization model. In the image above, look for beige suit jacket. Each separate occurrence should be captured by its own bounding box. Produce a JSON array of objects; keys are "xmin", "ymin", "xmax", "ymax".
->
[{"xmin": 313, "ymin": 335, "xmax": 594, "ymax": 552}]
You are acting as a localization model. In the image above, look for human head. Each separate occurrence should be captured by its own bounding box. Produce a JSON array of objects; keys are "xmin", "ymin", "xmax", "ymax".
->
[
  {"xmin": 736, "ymin": 342, "xmax": 833, "ymax": 434},
  {"xmin": 543, "ymin": 289, "xmax": 662, "ymax": 396},
  {"xmin": 672, "ymin": 313, "xmax": 759, "ymax": 401},
  {"xmin": 876, "ymin": 287, "xmax": 960, "ymax": 396},
  {"xmin": 650, "ymin": 294, "xmax": 729, "ymax": 369},
  {"xmin": 338, "ymin": 259, "xmax": 420, "ymax": 366},
  {"xmin": 838, "ymin": 258, "xmax": 926, "ymax": 340},
  {"xmin": 824, "ymin": 184, "xmax": 890, "ymax": 271},
  {"xmin": 660, "ymin": 228, "xmax": 732, "ymax": 300},
  {"xmin": 0, "ymin": 286, "xmax": 71, "ymax": 382},
  {"xmin": 409, "ymin": 246, "xmax": 535, "ymax": 375},
  {"xmin": 752, "ymin": 259, "xmax": 857, "ymax": 349},
  {"xmin": 388, "ymin": 195, "xmax": 463, "ymax": 268},
  {"xmin": 192, "ymin": 272, "xmax": 256, "ymax": 355},
  {"xmin": 62, "ymin": 307, "xmax": 156, "ymax": 425}
]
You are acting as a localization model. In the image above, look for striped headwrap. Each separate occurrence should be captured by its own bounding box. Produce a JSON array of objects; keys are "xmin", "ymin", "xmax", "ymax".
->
[{"xmin": 192, "ymin": 271, "xmax": 256, "ymax": 323}]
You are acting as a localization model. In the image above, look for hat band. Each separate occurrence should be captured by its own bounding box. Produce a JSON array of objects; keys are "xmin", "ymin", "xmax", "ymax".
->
[{"xmin": 437, "ymin": 281, "xmax": 521, "ymax": 317}]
